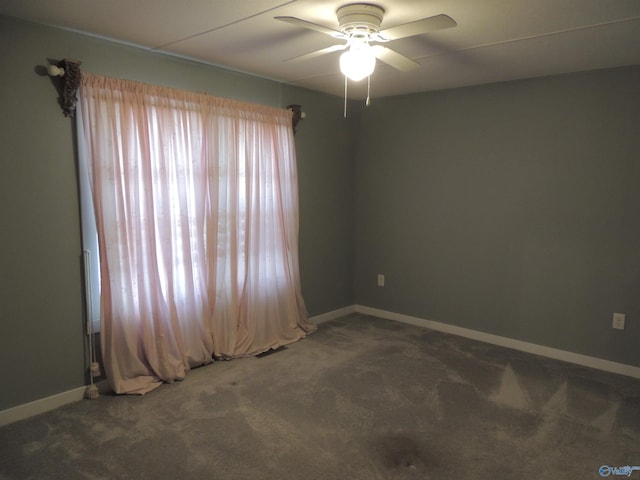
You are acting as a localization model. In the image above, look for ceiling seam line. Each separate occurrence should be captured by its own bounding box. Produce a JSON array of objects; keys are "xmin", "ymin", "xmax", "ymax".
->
[
  {"xmin": 150, "ymin": 0, "xmax": 299, "ymax": 51},
  {"xmin": 414, "ymin": 15, "xmax": 640, "ymax": 62}
]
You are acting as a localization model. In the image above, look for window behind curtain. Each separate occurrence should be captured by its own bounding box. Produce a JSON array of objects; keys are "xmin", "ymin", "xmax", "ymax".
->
[{"xmin": 77, "ymin": 73, "xmax": 315, "ymax": 395}]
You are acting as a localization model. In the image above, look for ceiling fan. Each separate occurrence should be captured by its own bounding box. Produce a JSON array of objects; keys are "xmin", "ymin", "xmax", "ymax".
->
[{"xmin": 275, "ymin": 3, "xmax": 457, "ymax": 81}]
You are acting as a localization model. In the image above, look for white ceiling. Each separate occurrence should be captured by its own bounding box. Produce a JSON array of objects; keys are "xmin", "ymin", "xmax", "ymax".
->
[{"xmin": 2, "ymin": 0, "xmax": 640, "ymax": 99}]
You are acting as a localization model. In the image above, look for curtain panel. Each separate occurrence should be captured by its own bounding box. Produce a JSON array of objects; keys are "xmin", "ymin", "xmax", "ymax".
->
[{"xmin": 77, "ymin": 73, "xmax": 315, "ymax": 394}]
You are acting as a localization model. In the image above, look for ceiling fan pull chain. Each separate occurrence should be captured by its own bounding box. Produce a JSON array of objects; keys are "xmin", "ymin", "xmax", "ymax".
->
[
  {"xmin": 344, "ymin": 75, "xmax": 348, "ymax": 118},
  {"xmin": 366, "ymin": 75, "xmax": 371, "ymax": 107}
]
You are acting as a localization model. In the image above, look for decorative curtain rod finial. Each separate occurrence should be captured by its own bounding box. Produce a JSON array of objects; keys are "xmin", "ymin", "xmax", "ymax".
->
[
  {"xmin": 47, "ymin": 58, "xmax": 82, "ymax": 117},
  {"xmin": 47, "ymin": 64, "xmax": 65, "ymax": 77},
  {"xmin": 287, "ymin": 104, "xmax": 305, "ymax": 134}
]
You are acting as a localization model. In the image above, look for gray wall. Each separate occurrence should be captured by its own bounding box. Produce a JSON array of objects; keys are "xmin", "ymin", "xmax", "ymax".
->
[
  {"xmin": 355, "ymin": 66, "xmax": 640, "ymax": 367},
  {"xmin": 0, "ymin": 15, "xmax": 356, "ymax": 411},
  {"xmin": 2, "ymin": 13, "xmax": 638, "ymax": 412}
]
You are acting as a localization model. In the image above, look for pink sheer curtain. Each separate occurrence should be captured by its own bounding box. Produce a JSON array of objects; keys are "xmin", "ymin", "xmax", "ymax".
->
[{"xmin": 77, "ymin": 73, "xmax": 315, "ymax": 394}]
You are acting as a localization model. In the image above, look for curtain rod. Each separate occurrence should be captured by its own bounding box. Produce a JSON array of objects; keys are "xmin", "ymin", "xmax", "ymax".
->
[{"xmin": 46, "ymin": 58, "xmax": 306, "ymax": 135}]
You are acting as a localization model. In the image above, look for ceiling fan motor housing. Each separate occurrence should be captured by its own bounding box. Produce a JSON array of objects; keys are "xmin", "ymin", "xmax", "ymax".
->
[{"xmin": 336, "ymin": 3, "xmax": 385, "ymax": 38}]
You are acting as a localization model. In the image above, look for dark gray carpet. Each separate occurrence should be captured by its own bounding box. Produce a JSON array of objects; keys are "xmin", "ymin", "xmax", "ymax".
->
[{"xmin": 1, "ymin": 314, "xmax": 639, "ymax": 479}]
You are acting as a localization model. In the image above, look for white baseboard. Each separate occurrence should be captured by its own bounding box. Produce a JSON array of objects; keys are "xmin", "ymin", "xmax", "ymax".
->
[
  {"xmin": 4, "ymin": 304, "xmax": 636, "ymax": 427},
  {"xmin": 354, "ymin": 305, "xmax": 640, "ymax": 380},
  {"xmin": 310, "ymin": 305, "xmax": 356, "ymax": 324},
  {"xmin": 0, "ymin": 387, "xmax": 85, "ymax": 427},
  {"xmin": 0, "ymin": 380, "xmax": 109, "ymax": 428}
]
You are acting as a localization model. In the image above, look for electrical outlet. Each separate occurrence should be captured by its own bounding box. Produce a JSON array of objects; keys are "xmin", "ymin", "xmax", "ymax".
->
[
  {"xmin": 377, "ymin": 274, "xmax": 385, "ymax": 287},
  {"xmin": 612, "ymin": 313, "xmax": 625, "ymax": 330}
]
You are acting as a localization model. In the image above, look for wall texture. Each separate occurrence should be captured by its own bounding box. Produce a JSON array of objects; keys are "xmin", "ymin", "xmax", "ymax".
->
[
  {"xmin": 355, "ymin": 66, "xmax": 640, "ymax": 367},
  {"xmin": 0, "ymin": 15, "xmax": 356, "ymax": 410}
]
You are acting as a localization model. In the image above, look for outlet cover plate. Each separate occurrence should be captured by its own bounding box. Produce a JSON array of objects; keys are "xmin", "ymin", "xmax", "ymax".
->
[{"xmin": 612, "ymin": 313, "xmax": 625, "ymax": 330}]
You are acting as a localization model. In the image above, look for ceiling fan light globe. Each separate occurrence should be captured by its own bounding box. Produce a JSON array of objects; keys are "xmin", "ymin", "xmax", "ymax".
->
[{"xmin": 339, "ymin": 45, "xmax": 376, "ymax": 81}]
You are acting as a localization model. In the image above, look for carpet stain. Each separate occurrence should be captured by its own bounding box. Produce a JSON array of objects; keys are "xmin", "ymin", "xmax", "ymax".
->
[
  {"xmin": 372, "ymin": 434, "xmax": 428, "ymax": 471},
  {"xmin": 542, "ymin": 380, "xmax": 568, "ymax": 415},
  {"xmin": 590, "ymin": 402, "xmax": 620, "ymax": 434},
  {"xmin": 22, "ymin": 440, "xmax": 44, "ymax": 455},
  {"xmin": 437, "ymin": 381, "xmax": 483, "ymax": 420},
  {"xmin": 490, "ymin": 364, "xmax": 530, "ymax": 410}
]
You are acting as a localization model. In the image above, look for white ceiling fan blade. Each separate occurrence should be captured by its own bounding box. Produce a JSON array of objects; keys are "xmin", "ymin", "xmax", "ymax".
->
[
  {"xmin": 379, "ymin": 14, "xmax": 457, "ymax": 41},
  {"xmin": 372, "ymin": 45, "xmax": 420, "ymax": 72},
  {"xmin": 284, "ymin": 44, "xmax": 347, "ymax": 63},
  {"xmin": 275, "ymin": 16, "xmax": 344, "ymax": 38}
]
